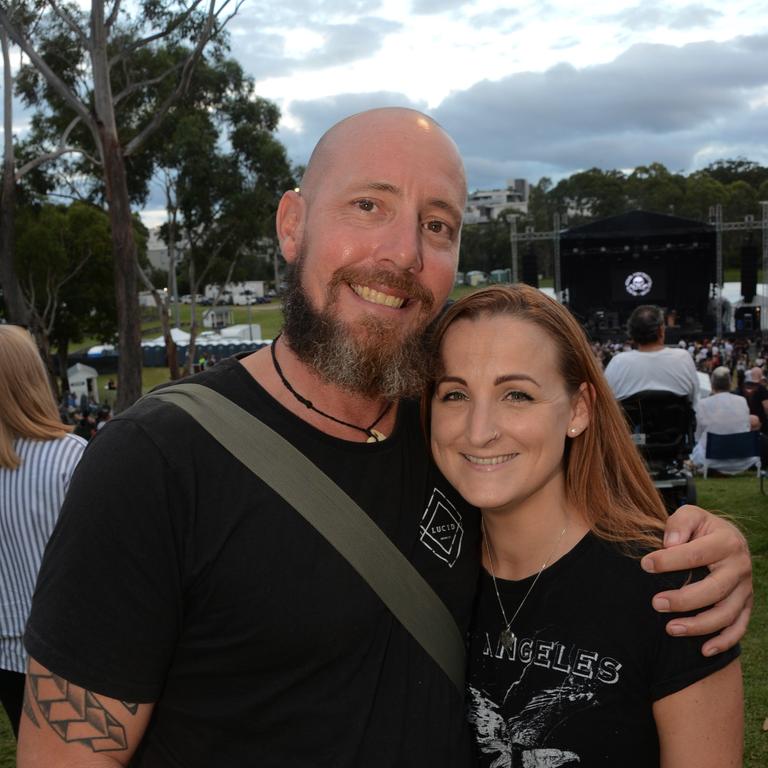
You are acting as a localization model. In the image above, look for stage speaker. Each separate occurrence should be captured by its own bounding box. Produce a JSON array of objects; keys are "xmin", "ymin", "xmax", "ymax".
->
[
  {"xmin": 741, "ymin": 241, "xmax": 758, "ymax": 303},
  {"xmin": 522, "ymin": 243, "xmax": 538, "ymax": 287}
]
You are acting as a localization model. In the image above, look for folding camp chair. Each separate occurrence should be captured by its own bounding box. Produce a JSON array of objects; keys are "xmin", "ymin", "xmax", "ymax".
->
[{"xmin": 703, "ymin": 431, "xmax": 764, "ymax": 493}]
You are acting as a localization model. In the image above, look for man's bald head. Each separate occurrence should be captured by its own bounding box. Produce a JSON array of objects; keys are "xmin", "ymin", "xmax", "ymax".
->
[{"xmin": 299, "ymin": 107, "xmax": 466, "ymax": 204}]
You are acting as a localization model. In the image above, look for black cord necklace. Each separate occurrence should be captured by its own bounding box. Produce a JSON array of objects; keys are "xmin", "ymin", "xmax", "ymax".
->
[{"xmin": 270, "ymin": 334, "xmax": 392, "ymax": 443}]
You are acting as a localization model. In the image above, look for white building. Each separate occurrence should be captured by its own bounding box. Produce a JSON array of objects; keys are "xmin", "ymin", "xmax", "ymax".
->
[{"xmin": 464, "ymin": 179, "xmax": 529, "ymax": 224}]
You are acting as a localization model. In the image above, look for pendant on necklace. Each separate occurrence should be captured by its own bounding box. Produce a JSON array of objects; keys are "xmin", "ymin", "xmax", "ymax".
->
[
  {"xmin": 366, "ymin": 429, "xmax": 387, "ymax": 443},
  {"xmin": 500, "ymin": 628, "xmax": 516, "ymax": 651}
]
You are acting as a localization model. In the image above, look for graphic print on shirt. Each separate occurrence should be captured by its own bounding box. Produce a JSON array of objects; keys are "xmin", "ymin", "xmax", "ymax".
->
[
  {"xmin": 419, "ymin": 487, "xmax": 464, "ymax": 567},
  {"xmin": 468, "ymin": 631, "xmax": 623, "ymax": 767}
]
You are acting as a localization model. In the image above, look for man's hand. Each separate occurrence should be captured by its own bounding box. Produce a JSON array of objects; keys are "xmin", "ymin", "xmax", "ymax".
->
[{"xmin": 640, "ymin": 505, "xmax": 752, "ymax": 656}]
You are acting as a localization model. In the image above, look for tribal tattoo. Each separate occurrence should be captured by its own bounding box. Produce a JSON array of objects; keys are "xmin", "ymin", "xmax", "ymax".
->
[
  {"xmin": 22, "ymin": 682, "xmax": 40, "ymax": 728},
  {"xmin": 27, "ymin": 670, "xmax": 129, "ymax": 752}
]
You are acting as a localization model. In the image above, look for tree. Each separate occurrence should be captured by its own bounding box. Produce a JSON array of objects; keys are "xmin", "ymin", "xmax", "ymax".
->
[
  {"xmin": 152, "ymin": 64, "xmax": 295, "ymax": 374},
  {"xmin": 0, "ymin": 0, "xmax": 240, "ymax": 409},
  {"xmin": 14, "ymin": 200, "xmax": 115, "ymax": 391},
  {"xmin": 704, "ymin": 158, "xmax": 768, "ymax": 189},
  {"xmin": 678, "ymin": 172, "xmax": 726, "ymax": 221},
  {"xmin": 626, "ymin": 163, "xmax": 685, "ymax": 214}
]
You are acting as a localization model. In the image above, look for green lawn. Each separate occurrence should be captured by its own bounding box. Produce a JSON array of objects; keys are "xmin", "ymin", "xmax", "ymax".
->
[{"xmin": 0, "ymin": 475, "xmax": 765, "ymax": 765}]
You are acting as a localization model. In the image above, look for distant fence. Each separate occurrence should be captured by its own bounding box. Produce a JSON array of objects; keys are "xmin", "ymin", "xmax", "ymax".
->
[{"xmin": 69, "ymin": 341, "xmax": 269, "ymax": 372}]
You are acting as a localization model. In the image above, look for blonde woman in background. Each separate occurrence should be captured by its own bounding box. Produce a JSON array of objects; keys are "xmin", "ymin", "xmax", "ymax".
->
[{"xmin": 0, "ymin": 326, "xmax": 86, "ymax": 738}]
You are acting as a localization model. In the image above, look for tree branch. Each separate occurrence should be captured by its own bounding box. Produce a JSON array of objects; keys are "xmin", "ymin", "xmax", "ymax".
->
[
  {"xmin": 108, "ymin": 0, "xmax": 206, "ymax": 68},
  {"xmin": 124, "ymin": 0, "xmax": 242, "ymax": 156},
  {"xmin": 16, "ymin": 146, "xmax": 100, "ymax": 179},
  {"xmin": 114, "ymin": 62, "xmax": 184, "ymax": 105},
  {"xmin": 0, "ymin": 7, "xmax": 96, "ymax": 136},
  {"xmin": 105, "ymin": 0, "xmax": 123, "ymax": 30},
  {"xmin": 48, "ymin": 0, "xmax": 89, "ymax": 49}
]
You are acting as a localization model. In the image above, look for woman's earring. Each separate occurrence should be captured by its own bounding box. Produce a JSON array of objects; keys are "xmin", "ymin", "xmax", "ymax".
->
[{"xmin": 569, "ymin": 427, "xmax": 578, "ymax": 436}]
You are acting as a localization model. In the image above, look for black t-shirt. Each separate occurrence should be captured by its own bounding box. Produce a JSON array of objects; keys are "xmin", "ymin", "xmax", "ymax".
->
[
  {"xmin": 745, "ymin": 382, "xmax": 768, "ymax": 433},
  {"xmin": 25, "ymin": 357, "xmax": 481, "ymax": 767},
  {"xmin": 466, "ymin": 533, "xmax": 739, "ymax": 768}
]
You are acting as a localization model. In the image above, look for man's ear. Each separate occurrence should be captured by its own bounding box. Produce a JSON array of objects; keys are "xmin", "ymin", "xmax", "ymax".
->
[{"xmin": 276, "ymin": 190, "xmax": 305, "ymax": 264}]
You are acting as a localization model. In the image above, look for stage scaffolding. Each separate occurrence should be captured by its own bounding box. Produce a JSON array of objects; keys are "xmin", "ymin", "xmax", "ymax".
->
[{"xmin": 508, "ymin": 207, "xmax": 768, "ymax": 334}]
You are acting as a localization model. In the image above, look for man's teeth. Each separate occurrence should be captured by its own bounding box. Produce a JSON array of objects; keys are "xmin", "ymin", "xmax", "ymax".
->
[
  {"xmin": 351, "ymin": 283, "xmax": 405, "ymax": 308},
  {"xmin": 464, "ymin": 454, "xmax": 515, "ymax": 466}
]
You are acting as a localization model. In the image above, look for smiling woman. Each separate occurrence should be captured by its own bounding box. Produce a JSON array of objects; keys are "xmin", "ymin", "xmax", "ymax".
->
[{"xmin": 427, "ymin": 284, "xmax": 744, "ymax": 768}]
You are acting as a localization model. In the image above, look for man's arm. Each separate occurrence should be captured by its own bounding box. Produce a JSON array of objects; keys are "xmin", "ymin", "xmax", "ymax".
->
[
  {"xmin": 641, "ymin": 507, "xmax": 752, "ymax": 656},
  {"xmin": 17, "ymin": 658, "xmax": 154, "ymax": 768}
]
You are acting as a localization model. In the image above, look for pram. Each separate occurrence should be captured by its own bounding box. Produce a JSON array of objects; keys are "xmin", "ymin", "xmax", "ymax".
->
[{"xmin": 619, "ymin": 390, "xmax": 698, "ymax": 513}]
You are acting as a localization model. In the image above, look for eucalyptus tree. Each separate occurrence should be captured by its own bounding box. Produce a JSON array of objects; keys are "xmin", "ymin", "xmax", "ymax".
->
[
  {"xmin": 151, "ymin": 63, "xmax": 295, "ymax": 374},
  {"xmin": 0, "ymin": 0, "xmax": 241, "ymax": 409}
]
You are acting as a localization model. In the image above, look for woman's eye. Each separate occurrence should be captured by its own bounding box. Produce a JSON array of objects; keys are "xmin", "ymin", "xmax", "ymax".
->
[
  {"xmin": 504, "ymin": 390, "xmax": 532, "ymax": 402},
  {"xmin": 355, "ymin": 199, "xmax": 376, "ymax": 212},
  {"xmin": 440, "ymin": 390, "xmax": 468, "ymax": 402}
]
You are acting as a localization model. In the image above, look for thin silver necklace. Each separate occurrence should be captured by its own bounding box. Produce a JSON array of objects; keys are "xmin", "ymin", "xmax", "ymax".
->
[{"xmin": 482, "ymin": 516, "xmax": 568, "ymax": 651}]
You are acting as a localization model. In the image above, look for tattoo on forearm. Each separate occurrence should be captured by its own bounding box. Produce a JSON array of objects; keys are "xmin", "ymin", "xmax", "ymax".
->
[
  {"xmin": 28, "ymin": 670, "xmax": 128, "ymax": 752},
  {"xmin": 22, "ymin": 683, "xmax": 40, "ymax": 728},
  {"xmin": 122, "ymin": 701, "xmax": 138, "ymax": 715}
]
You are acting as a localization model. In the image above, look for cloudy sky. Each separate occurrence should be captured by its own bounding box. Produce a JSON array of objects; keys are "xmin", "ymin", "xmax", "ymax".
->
[
  {"xmin": 226, "ymin": 0, "xmax": 768, "ymax": 194},
  {"xmin": 4, "ymin": 0, "xmax": 768, "ymax": 224}
]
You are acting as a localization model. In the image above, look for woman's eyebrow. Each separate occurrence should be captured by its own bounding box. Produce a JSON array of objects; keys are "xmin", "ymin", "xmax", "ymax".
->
[
  {"xmin": 495, "ymin": 373, "xmax": 540, "ymax": 387},
  {"xmin": 435, "ymin": 375, "xmax": 466, "ymax": 386}
]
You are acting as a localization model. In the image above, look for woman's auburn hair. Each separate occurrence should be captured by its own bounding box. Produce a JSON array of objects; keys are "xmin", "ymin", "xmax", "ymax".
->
[
  {"xmin": 425, "ymin": 284, "xmax": 667, "ymax": 551},
  {"xmin": 0, "ymin": 325, "xmax": 73, "ymax": 470}
]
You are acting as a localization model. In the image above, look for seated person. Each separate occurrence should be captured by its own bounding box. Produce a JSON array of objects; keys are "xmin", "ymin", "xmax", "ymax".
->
[
  {"xmin": 743, "ymin": 366, "xmax": 768, "ymax": 435},
  {"xmin": 604, "ymin": 305, "xmax": 699, "ymax": 404},
  {"xmin": 691, "ymin": 366, "xmax": 759, "ymax": 474}
]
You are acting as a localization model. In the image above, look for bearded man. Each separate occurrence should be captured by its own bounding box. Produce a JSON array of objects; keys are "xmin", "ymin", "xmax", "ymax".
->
[{"xmin": 18, "ymin": 109, "xmax": 752, "ymax": 768}]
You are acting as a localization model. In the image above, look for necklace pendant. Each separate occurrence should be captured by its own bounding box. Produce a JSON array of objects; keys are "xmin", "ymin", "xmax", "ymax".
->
[
  {"xmin": 366, "ymin": 429, "xmax": 387, "ymax": 443},
  {"xmin": 500, "ymin": 628, "xmax": 516, "ymax": 651}
]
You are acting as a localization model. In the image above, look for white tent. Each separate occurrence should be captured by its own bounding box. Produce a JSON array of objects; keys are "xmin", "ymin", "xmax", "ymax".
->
[{"xmin": 67, "ymin": 362, "xmax": 99, "ymax": 403}]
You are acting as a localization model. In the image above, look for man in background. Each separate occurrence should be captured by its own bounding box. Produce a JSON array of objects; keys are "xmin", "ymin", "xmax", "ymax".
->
[{"xmin": 605, "ymin": 304, "xmax": 700, "ymax": 404}]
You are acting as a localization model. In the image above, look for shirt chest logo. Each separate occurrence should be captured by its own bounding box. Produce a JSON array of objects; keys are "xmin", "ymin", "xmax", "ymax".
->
[{"xmin": 419, "ymin": 488, "xmax": 464, "ymax": 567}]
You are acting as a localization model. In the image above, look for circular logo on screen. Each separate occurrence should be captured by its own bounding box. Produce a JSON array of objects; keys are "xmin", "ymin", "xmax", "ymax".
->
[{"xmin": 625, "ymin": 271, "xmax": 653, "ymax": 296}]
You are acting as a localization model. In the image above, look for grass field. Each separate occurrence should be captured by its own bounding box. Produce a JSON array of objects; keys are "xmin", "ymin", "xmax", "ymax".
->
[{"xmin": 0, "ymin": 475, "xmax": 765, "ymax": 765}]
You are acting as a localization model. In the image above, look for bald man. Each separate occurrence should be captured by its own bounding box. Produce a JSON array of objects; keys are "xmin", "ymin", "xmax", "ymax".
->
[{"xmin": 18, "ymin": 109, "xmax": 752, "ymax": 768}]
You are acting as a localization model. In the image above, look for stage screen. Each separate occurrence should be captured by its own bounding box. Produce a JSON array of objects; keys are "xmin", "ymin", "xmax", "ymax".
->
[{"xmin": 610, "ymin": 264, "xmax": 668, "ymax": 303}]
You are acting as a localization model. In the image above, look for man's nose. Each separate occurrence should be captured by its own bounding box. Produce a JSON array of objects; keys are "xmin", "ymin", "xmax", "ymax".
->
[{"xmin": 374, "ymin": 216, "xmax": 423, "ymax": 272}]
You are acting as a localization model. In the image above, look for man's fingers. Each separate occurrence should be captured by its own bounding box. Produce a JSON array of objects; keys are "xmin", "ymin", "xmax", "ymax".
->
[
  {"xmin": 668, "ymin": 595, "xmax": 753, "ymax": 657},
  {"xmin": 654, "ymin": 577, "xmax": 752, "ymax": 634},
  {"xmin": 642, "ymin": 533, "xmax": 748, "ymax": 575},
  {"xmin": 652, "ymin": 564, "xmax": 752, "ymax": 614},
  {"xmin": 661, "ymin": 503, "xmax": 711, "ymax": 547},
  {"xmin": 699, "ymin": 599, "xmax": 752, "ymax": 657}
]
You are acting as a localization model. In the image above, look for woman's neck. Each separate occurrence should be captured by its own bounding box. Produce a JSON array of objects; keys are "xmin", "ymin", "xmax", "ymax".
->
[{"xmin": 481, "ymin": 492, "xmax": 589, "ymax": 581}]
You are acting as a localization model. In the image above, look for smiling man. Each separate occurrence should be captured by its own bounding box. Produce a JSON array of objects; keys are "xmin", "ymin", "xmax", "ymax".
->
[{"xmin": 18, "ymin": 108, "xmax": 752, "ymax": 768}]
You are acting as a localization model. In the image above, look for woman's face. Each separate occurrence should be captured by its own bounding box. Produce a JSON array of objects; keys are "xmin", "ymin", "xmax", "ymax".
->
[{"xmin": 430, "ymin": 314, "xmax": 587, "ymax": 513}]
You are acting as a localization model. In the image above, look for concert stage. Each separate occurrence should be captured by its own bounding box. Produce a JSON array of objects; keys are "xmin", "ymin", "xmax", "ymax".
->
[{"xmin": 560, "ymin": 210, "xmax": 716, "ymax": 340}]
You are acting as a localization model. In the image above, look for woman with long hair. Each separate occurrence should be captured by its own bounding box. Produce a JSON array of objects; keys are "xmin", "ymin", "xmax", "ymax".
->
[
  {"xmin": 428, "ymin": 285, "xmax": 742, "ymax": 767},
  {"xmin": 0, "ymin": 326, "xmax": 86, "ymax": 738}
]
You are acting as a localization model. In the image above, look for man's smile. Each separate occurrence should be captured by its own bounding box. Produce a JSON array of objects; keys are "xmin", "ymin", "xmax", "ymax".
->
[{"xmin": 350, "ymin": 282, "xmax": 408, "ymax": 309}]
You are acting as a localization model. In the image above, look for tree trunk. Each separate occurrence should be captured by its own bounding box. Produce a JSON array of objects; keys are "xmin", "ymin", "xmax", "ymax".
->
[
  {"xmin": 99, "ymin": 130, "xmax": 142, "ymax": 411},
  {"xmin": 0, "ymin": 28, "xmax": 29, "ymax": 326}
]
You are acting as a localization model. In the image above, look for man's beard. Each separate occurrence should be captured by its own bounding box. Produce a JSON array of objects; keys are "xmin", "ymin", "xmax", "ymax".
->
[{"xmin": 281, "ymin": 257, "xmax": 437, "ymax": 400}]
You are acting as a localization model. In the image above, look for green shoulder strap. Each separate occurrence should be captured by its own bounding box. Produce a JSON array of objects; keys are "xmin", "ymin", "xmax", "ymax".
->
[{"xmin": 144, "ymin": 382, "xmax": 465, "ymax": 693}]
